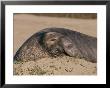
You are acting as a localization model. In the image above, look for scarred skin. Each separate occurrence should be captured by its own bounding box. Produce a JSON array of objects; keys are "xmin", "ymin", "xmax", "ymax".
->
[{"xmin": 14, "ymin": 28, "xmax": 97, "ymax": 63}]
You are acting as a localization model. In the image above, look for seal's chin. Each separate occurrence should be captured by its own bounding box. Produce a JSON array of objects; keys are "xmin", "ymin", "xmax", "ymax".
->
[
  {"xmin": 46, "ymin": 45, "xmax": 64, "ymax": 57},
  {"xmin": 49, "ymin": 48, "xmax": 62, "ymax": 57}
]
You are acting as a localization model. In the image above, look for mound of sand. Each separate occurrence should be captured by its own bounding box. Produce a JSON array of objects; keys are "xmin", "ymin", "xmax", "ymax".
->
[{"xmin": 14, "ymin": 56, "xmax": 97, "ymax": 75}]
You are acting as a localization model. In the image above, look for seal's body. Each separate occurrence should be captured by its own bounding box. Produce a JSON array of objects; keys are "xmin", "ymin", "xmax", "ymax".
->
[{"xmin": 14, "ymin": 28, "xmax": 97, "ymax": 63}]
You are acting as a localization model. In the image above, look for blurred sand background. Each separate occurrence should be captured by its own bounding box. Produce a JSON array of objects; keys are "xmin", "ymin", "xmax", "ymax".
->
[{"xmin": 14, "ymin": 13, "xmax": 97, "ymax": 75}]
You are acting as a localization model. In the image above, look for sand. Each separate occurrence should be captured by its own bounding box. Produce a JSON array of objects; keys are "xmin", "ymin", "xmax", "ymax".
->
[{"xmin": 13, "ymin": 14, "xmax": 97, "ymax": 75}]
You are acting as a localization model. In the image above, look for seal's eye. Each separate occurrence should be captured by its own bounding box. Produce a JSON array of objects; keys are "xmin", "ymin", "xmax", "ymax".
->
[{"xmin": 66, "ymin": 44, "xmax": 73, "ymax": 49}]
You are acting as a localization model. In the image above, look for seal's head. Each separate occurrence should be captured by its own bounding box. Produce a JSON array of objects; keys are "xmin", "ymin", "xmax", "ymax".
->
[
  {"xmin": 43, "ymin": 31, "xmax": 78, "ymax": 57},
  {"xmin": 43, "ymin": 32, "xmax": 64, "ymax": 57}
]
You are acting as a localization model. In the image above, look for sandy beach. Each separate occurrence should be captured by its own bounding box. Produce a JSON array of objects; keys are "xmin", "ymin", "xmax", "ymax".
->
[{"xmin": 14, "ymin": 14, "xmax": 97, "ymax": 75}]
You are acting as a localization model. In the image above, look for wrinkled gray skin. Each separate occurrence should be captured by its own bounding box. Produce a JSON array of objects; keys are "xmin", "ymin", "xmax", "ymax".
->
[{"xmin": 14, "ymin": 28, "xmax": 97, "ymax": 63}]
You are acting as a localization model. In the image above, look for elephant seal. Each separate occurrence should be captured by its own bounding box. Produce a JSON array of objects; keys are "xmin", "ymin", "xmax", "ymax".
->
[{"xmin": 14, "ymin": 27, "xmax": 97, "ymax": 63}]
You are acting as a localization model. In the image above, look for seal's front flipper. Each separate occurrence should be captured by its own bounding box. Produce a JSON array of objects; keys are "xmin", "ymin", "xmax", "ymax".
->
[{"xmin": 61, "ymin": 37, "xmax": 78, "ymax": 57}]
